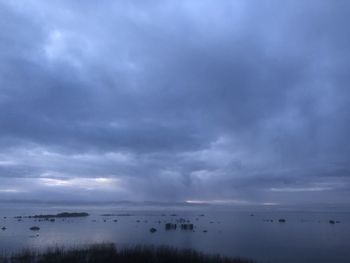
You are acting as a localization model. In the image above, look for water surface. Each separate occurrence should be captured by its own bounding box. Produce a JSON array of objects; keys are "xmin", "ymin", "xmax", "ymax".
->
[{"xmin": 0, "ymin": 202, "xmax": 349, "ymax": 263}]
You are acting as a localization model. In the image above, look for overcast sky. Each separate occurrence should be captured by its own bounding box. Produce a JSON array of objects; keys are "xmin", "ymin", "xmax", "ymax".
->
[{"xmin": 0, "ymin": 0, "xmax": 350, "ymax": 205}]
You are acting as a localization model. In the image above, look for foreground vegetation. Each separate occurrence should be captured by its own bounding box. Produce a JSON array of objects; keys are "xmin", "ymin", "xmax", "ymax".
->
[{"xmin": 0, "ymin": 244, "xmax": 254, "ymax": 263}]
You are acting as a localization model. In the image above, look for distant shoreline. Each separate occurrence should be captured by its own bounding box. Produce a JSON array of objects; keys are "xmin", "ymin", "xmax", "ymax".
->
[{"xmin": 1, "ymin": 200, "xmax": 350, "ymax": 213}]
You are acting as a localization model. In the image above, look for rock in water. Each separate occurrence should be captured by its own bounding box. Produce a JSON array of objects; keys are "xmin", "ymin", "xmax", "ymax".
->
[
  {"xmin": 181, "ymin": 224, "xmax": 194, "ymax": 230},
  {"xmin": 165, "ymin": 223, "xmax": 177, "ymax": 230}
]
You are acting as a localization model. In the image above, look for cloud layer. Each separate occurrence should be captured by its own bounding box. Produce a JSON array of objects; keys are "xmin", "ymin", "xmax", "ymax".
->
[{"xmin": 1, "ymin": 0, "xmax": 350, "ymax": 204}]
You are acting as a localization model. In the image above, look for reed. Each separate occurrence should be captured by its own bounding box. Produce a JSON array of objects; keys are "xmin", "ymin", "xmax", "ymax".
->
[{"xmin": 0, "ymin": 244, "xmax": 255, "ymax": 263}]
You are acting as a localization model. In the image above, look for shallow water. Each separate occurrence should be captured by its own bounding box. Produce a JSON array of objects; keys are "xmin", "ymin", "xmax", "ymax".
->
[{"xmin": 0, "ymin": 202, "xmax": 349, "ymax": 263}]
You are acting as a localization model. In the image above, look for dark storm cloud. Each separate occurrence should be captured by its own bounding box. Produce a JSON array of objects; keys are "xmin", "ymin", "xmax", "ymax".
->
[{"xmin": 0, "ymin": 0, "xmax": 350, "ymax": 204}]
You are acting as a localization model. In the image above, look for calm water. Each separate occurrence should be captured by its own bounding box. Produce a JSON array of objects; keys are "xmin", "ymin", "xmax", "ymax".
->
[{"xmin": 0, "ymin": 202, "xmax": 349, "ymax": 263}]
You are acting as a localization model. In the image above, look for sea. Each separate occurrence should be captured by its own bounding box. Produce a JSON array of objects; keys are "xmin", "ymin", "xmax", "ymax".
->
[{"xmin": 0, "ymin": 201, "xmax": 349, "ymax": 263}]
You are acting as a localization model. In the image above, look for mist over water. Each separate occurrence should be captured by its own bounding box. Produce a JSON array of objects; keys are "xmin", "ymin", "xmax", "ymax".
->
[{"xmin": 0, "ymin": 202, "xmax": 349, "ymax": 263}]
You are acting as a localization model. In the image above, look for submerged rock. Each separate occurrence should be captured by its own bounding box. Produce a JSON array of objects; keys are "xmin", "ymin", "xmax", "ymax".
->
[
  {"xmin": 150, "ymin": 227, "xmax": 157, "ymax": 233},
  {"xmin": 278, "ymin": 219, "xmax": 286, "ymax": 223},
  {"xmin": 329, "ymin": 220, "xmax": 335, "ymax": 224},
  {"xmin": 1, "ymin": 227, "xmax": 6, "ymax": 231},
  {"xmin": 30, "ymin": 226, "xmax": 40, "ymax": 231}
]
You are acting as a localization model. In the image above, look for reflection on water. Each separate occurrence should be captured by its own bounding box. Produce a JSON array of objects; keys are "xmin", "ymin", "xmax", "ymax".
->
[{"xmin": 0, "ymin": 202, "xmax": 349, "ymax": 263}]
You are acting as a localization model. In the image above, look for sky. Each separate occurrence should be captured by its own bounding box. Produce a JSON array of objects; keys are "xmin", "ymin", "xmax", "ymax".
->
[{"xmin": 0, "ymin": 0, "xmax": 350, "ymax": 205}]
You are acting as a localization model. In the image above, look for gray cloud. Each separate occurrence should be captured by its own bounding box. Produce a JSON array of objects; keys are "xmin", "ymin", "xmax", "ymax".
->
[{"xmin": 0, "ymin": 0, "xmax": 350, "ymax": 204}]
